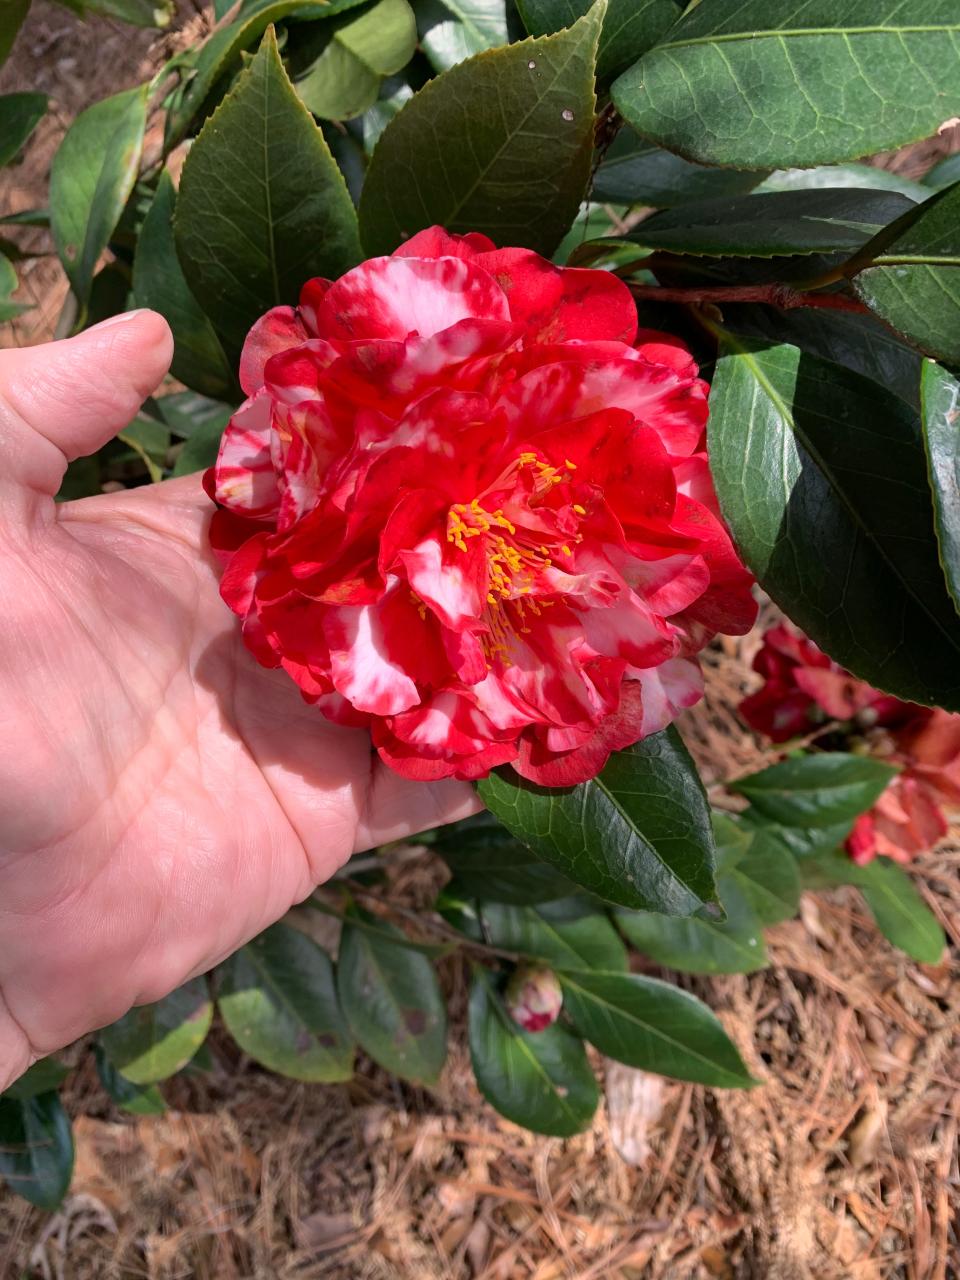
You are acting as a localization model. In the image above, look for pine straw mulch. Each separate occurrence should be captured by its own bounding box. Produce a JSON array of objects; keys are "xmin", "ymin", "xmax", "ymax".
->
[
  {"xmin": 2, "ymin": 8, "xmax": 960, "ymax": 1277},
  {"xmin": 0, "ymin": 619, "xmax": 957, "ymax": 1280}
]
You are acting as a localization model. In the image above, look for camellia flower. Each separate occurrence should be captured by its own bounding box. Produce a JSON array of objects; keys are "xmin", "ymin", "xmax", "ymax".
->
[
  {"xmin": 208, "ymin": 227, "xmax": 757, "ymax": 785},
  {"xmin": 741, "ymin": 624, "xmax": 960, "ymax": 864},
  {"xmin": 739, "ymin": 624, "xmax": 906, "ymax": 743},
  {"xmin": 504, "ymin": 965, "xmax": 563, "ymax": 1033}
]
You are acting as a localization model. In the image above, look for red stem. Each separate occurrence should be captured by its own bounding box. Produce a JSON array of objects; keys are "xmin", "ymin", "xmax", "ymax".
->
[{"xmin": 628, "ymin": 282, "xmax": 868, "ymax": 313}]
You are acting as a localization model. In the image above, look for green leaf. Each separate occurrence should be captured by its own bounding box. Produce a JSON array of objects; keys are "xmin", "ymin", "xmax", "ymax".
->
[
  {"xmin": 731, "ymin": 754, "xmax": 896, "ymax": 829},
  {"xmin": 3, "ymin": 1058, "xmax": 69, "ymax": 1103},
  {"xmin": 155, "ymin": 389, "xmax": 235, "ymax": 438},
  {"xmin": 742, "ymin": 814, "xmax": 855, "ymax": 862},
  {"xmin": 612, "ymin": 3, "xmax": 960, "ymax": 170},
  {"xmin": 358, "ymin": 3, "xmax": 603, "ymax": 257},
  {"xmin": 336, "ymin": 909, "xmax": 447, "ymax": 1083},
  {"xmin": 170, "ymin": 409, "xmax": 234, "ymax": 475},
  {"xmin": 630, "ymin": 189, "xmax": 914, "ymax": 258},
  {"xmin": 95, "ymin": 1047, "xmax": 166, "ymax": 1116},
  {"xmin": 0, "ymin": 254, "xmax": 28, "ymax": 322},
  {"xmin": 417, "ymin": 0, "xmax": 512, "ymax": 73},
  {"xmin": 707, "ymin": 336, "xmax": 960, "ymax": 710},
  {"xmin": 167, "ymin": 0, "xmax": 372, "ymax": 144},
  {"xmin": 921, "ymin": 361, "xmax": 960, "ymax": 616},
  {"xmin": 295, "ymin": 0, "xmax": 417, "ymax": 120},
  {"xmin": 480, "ymin": 897, "xmax": 628, "ymax": 970},
  {"xmin": 0, "ymin": 1093, "xmax": 74, "ymax": 1210},
  {"xmin": 50, "ymin": 85, "xmax": 148, "ymax": 308},
  {"xmin": 591, "ymin": 128, "xmax": 766, "ymax": 207},
  {"xmin": 757, "ymin": 165, "xmax": 931, "ymax": 202},
  {"xmin": 217, "ymin": 922, "xmax": 354, "ymax": 1082},
  {"xmin": 433, "ymin": 816, "xmax": 578, "ymax": 904},
  {"xmin": 175, "ymin": 26, "xmax": 361, "ymax": 356},
  {"xmin": 728, "ymin": 833, "xmax": 801, "ymax": 926},
  {"xmin": 0, "ymin": 0, "xmax": 30, "ymax": 68},
  {"xmin": 0, "ymin": 93, "xmax": 46, "ymax": 168},
  {"xmin": 478, "ymin": 728, "xmax": 717, "ymax": 915},
  {"xmin": 134, "ymin": 172, "xmax": 237, "ymax": 402},
  {"xmin": 560, "ymin": 970, "xmax": 755, "ymax": 1087},
  {"xmin": 854, "ymin": 183, "xmax": 960, "ymax": 365},
  {"xmin": 81, "ymin": 0, "xmax": 174, "ymax": 23},
  {"xmin": 517, "ymin": 0, "xmax": 681, "ymax": 83},
  {"xmin": 468, "ymin": 969, "xmax": 598, "ymax": 1137},
  {"xmin": 854, "ymin": 857, "xmax": 946, "ymax": 964},
  {"xmin": 923, "ymin": 153, "xmax": 960, "ymax": 190},
  {"xmin": 100, "ymin": 979, "xmax": 213, "ymax": 1085},
  {"xmin": 614, "ymin": 882, "xmax": 767, "ymax": 975},
  {"xmin": 718, "ymin": 305, "xmax": 923, "ymax": 411}
]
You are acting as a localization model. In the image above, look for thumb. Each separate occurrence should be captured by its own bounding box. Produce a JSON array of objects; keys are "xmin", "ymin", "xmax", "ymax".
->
[{"xmin": 0, "ymin": 309, "xmax": 173, "ymax": 500}]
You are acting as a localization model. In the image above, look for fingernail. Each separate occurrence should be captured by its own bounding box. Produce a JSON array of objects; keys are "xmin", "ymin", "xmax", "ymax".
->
[{"xmin": 85, "ymin": 308, "xmax": 151, "ymax": 332}]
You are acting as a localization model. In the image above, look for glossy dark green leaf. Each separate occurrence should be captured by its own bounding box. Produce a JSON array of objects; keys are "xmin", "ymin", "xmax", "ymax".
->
[
  {"xmin": 95, "ymin": 1046, "xmax": 166, "ymax": 1116},
  {"xmin": 757, "ymin": 165, "xmax": 930, "ymax": 202},
  {"xmin": 100, "ymin": 978, "xmax": 213, "ymax": 1084},
  {"xmin": 612, "ymin": 3, "xmax": 960, "ymax": 170},
  {"xmin": 468, "ymin": 969, "xmax": 598, "ymax": 1136},
  {"xmin": 0, "ymin": 1093, "xmax": 74, "ymax": 1210},
  {"xmin": 1, "ymin": 0, "xmax": 30, "ymax": 68},
  {"xmin": 631, "ymin": 190, "xmax": 914, "ymax": 258},
  {"xmin": 742, "ymin": 814, "xmax": 855, "ymax": 862},
  {"xmin": 614, "ymin": 876, "xmax": 767, "ymax": 975},
  {"xmin": 920, "ymin": 361, "xmax": 960, "ymax": 616},
  {"xmin": 728, "ymin": 833, "xmax": 801, "ymax": 926},
  {"xmin": 155, "ymin": 389, "xmax": 236, "ymax": 438},
  {"xmin": 708, "ymin": 336, "xmax": 960, "ymax": 709},
  {"xmin": 855, "ymin": 857, "xmax": 946, "ymax": 964},
  {"xmin": 49, "ymin": 85, "xmax": 148, "ymax": 307},
  {"xmin": 337, "ymin": 909, "xmax": 446, "ymax": 1083},
  {"xmin": 295, "ymin": 0, "xmax": 417, "ymax": 120},
  {"xmin": 480, "ymin": 897, "xmax": 628, "ymax": 970},
  {"xmin": 417, "ymin": 0, "xmax": 513, "ymax": 72},
  {"xmin": 517, "ymin": 0, "xmax": 680, "ymax": 83},
  {"xmin": 3, "ymin": 1058, "xmax": 69, "ymax": 1102},
  {"xmin": 168, "ymin": 0, "xmax": 371, "ymax": 144},
  {"xmin": 175, "ymin": 26, "xmax": 361, "ymax": 354},
  {"xmin": 592, "ymin": 127, "xmax": 766, "ymax": 207},
  {"xmin": 0, "ymin": 92, "xmax": 46, "ymax": 168},
  {"xmin": 218, "ymin": 922, "xmax": 354, "ymax": 1082},
  {"xmin": 478, "ymin": 728, "xmax": 717, "ymax": 915},
  {"xmin": 0, "ymin": 254, "xmax": 28, "ymax": 321},
  {"xmin": 170, "ymin": 408, "xmax": 234, "ymax": 475},
  {"xmin": 358, "ymin": 4, "xmax": 602, "ymax": 257},
  {"xmin": 718, "ymin": 305, "xmax": 922, "ymax": 411},
  {"xmin": 854, "ymin": 183, "xmax": 960, "ymax": 365},
  {"xmin": 133, "ymin": 172, "xmax": 236, "ymax": 402},
  {"xmin": 561, "ymin": 970, "xmax": 755, "ymax": 1086},
  {"xmin": 731, "ymin": 754, "xmax": 897, "ymax": 829},
  {"xmin": 434, "ymin": 816, "xmax": 577, "ymax": 904}
]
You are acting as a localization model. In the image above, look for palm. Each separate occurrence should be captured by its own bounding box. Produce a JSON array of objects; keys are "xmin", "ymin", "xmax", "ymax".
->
[{"xmin": 0, "ymin": 314, "xmax": 476, "ymax": 1090}]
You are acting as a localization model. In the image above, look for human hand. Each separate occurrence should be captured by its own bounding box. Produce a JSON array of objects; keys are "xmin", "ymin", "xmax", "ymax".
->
[{"xmin": 0, "ymin": 311, "xmax": 479, "ymax": 1091}]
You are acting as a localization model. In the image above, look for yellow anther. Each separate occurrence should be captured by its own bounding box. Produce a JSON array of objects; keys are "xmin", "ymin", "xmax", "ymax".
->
[
  {"xmin": 565, "ymin": 459, "xmax": 577, "ymax": 470},
  {"xmin": 572, "ymin": 504, "xmax": 586, "ymax": 515},
  {"xmin": 561, "ymin": 545, "xmax": 572, "ymax": 556}
]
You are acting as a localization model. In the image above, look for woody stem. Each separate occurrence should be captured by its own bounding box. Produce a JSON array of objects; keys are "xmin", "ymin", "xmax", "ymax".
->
[{"xmin": 627, "ymin": 282, "xmax": 869, "ymax": 313}]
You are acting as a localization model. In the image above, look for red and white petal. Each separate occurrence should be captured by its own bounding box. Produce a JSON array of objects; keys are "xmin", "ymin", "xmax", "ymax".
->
[
  {"xmin": 475, "ymin": 248, "xmax": 637, "ymax": 345},
  {"xmin": 239, "ymin": 306, "xmax": 308, "ymax": 396},
  {"xmin": 212, "ymin": 391, "xmax": 280, "ymax": 517},
  {"xmin": 323, "ymin": 602, "xmax": 422, "ymax": 715},
  {"xmin": 316, "ymin": 255, "xmax": 511, "ymax": 341}
]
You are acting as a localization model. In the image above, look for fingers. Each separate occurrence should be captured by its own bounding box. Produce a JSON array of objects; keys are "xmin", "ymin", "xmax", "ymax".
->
[
  {"xmin": 355, "ymin": 768, "xmax": 483, "ymax": 853},
  {"xmin": 0, "ymin": 310, "xmax": 173, "ymax": 501}
]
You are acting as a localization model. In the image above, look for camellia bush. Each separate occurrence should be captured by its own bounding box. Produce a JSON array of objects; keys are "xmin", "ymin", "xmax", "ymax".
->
[{"xmin": 1, "ymin": 0, "xmax": 958, "ymax": 1207}]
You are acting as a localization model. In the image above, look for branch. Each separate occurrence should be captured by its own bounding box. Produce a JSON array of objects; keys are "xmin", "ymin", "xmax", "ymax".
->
[{"xmin": 628, "ymin": 282, "xmax": 869, "ymax": 313}]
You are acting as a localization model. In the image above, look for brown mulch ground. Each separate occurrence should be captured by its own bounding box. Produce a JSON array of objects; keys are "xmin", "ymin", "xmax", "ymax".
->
[{"xmin": 1, "ymin": 7, "xmax": 959, "ymax": 1278}]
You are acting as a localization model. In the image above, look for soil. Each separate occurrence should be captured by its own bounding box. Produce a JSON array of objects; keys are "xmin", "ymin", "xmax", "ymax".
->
[{"xmin": 1, "ymin": 7, "xmax": 958, "ymax": 1278}]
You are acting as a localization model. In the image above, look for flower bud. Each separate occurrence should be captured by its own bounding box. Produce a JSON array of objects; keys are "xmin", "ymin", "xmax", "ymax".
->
[{"xmin": 504, "ymin": 965, "xmax": 563, "ymax": 1033}]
